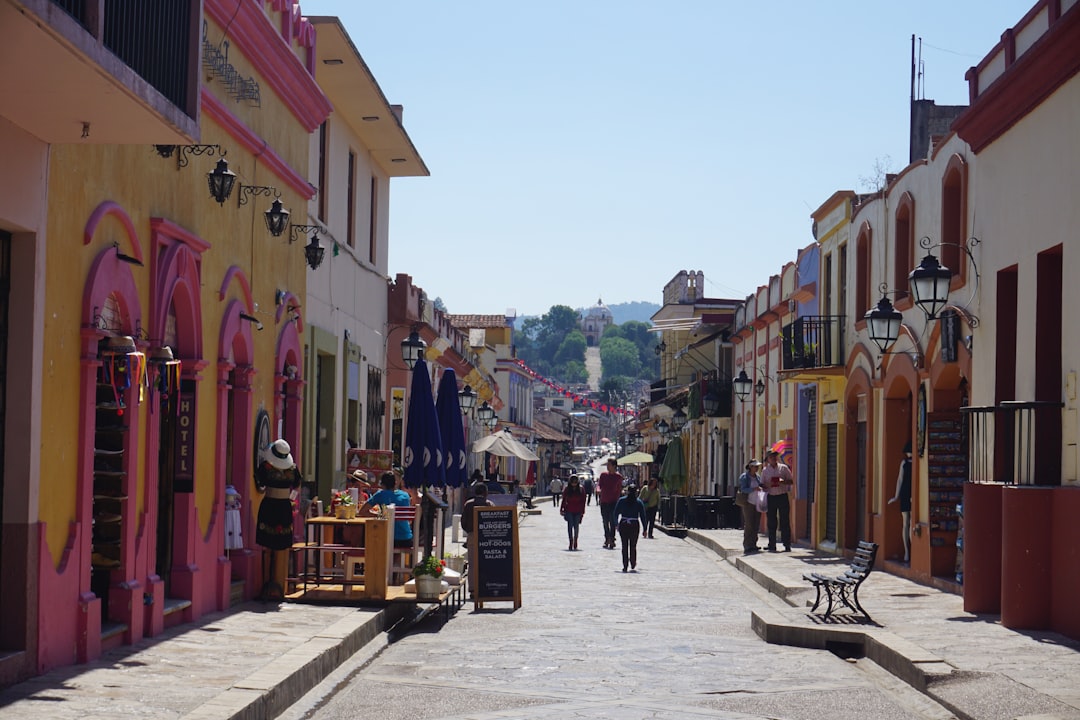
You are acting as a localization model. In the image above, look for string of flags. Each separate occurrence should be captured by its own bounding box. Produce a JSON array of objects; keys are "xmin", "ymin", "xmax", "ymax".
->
[{"xmin": 512, "ymin": 359, "xmax": 639, "ymax": 418}]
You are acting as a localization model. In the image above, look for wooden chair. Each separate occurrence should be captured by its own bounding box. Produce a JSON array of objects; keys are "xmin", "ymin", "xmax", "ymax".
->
[{"xmin": 387, "ymin": 505, "xmax": 421, "ymax": 584}]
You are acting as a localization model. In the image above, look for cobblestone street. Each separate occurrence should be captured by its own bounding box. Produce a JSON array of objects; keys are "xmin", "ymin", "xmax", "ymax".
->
[{"xmin": 282, "ymin": 504, "xmax": 949, "ymax": 720}]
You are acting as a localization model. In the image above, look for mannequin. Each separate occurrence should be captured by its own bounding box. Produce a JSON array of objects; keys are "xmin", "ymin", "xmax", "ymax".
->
[
  {"xmin": 888, "ymin": 442, "xmax": 913, "ymax": 563},
  {"xmin": 255, "ymin": 438, "xmax": 302, "ymax": 600}
]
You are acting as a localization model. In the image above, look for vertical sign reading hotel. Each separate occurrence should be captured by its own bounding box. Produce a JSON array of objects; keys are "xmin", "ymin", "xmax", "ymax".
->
[
  {"xmin": 390, "ymin": 387, "xmax": 405, "ymax": 468},
  {"xmin": 471, "ymin": 506, "xmax": 521, "ymax": 608},
  {"xmin": 174, "ymin": 383, "xmax": 196, "ymax": 492}
]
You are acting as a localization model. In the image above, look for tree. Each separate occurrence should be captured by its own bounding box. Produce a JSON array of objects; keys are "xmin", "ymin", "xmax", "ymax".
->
[
  {"xmin": 432, "ymin": 296, "xmax": 447, "ymax": 312},
  {"xmin": 599, "ymin": 336, "xmax": 642, "ymax": 378},
  {"xmin": 554, "ymin": 330, "xmax": 587, "ymax": 366},
  {"xmin": 560, "ymin": 360, "xmax": 589, "ymax": 385}
]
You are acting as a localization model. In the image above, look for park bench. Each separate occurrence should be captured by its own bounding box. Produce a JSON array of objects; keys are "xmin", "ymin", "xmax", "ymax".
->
[{"xmin": 803, "ymin": 541, "xmax": 878, "ymax": 621}]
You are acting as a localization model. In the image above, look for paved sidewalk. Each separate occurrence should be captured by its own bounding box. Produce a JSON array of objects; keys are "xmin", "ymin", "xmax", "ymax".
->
[
  {"xmin": 686, "ymin": 527, "xmax": 1080, "ymax": 720},
  {"xmin": 0, "ymin": 602, "xmax": 393, "ymax": 720}
]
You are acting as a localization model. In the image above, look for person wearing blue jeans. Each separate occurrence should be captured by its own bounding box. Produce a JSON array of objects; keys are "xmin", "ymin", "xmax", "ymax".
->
[{"xmin": 559, "ymin": 476, "xmax": 587, "ymax": 550}]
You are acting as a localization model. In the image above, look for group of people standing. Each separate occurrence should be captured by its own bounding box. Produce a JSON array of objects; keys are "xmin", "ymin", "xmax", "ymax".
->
[
  {"xmin": 735, "ymin": 449, "xmax": 794, "ymax": 555},
  {"xmin": 558, "ymin": 457, "xmax": 661, "ymax": 572}
]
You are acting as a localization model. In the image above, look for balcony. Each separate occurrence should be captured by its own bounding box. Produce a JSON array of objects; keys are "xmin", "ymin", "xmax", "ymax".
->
[
  {"xmin": 962, "ymin": 401, "xmax": 1065, "ymax": 485},
  {"xmin": 781, "ymin": 315, "xmax": 845, "ymax": 371},
  {"xmin": 0, "ymin": 0, "xmax": 199, "ymax": 143}
]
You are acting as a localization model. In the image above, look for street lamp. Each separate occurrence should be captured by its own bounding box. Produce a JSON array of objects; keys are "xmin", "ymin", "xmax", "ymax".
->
[
  {"xmin": 656, "ymin": 419, "xmax": 670, "ymax": 439},
  {"xmin": 732, "ymin": 370, "xmax": 753, "ymax": 401},
  {"xmin": 458, "ymin": 384, "xmax": 477, "ymax": 413},
  {"xmin": 671, "ymin": 408, "xmax": 687, "ymax": 432},
  {"xmin": 864, "ymin": 295, "xmax": 904, "ymax": 353},
  {"xmin": 654, "ymin": 341, "xmax": 667, "ymax": 356},
  {"xmin": 755, "ymin": 379, "xmax": 766, "ymax": 397},
  {"xmin": 400, "ymin": 329, "xmax": 425, "ymax": 370},
  {"xmin": 486, "ymin": 413, "xmax": 499, "ymax": 430},
  {"xmin": 476, "ymin": 401, "xmax": 495, "ymax": 426}
]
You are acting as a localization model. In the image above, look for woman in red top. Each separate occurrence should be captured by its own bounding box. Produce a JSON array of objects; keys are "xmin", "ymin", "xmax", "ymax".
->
[{"xmin": 560, "ymin": 475, "xmax": 588, "ymax": 550}]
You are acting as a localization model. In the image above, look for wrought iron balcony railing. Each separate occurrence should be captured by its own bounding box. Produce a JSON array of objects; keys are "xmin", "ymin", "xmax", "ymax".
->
[
  {"xmin": 781, "ymin": 315, "xmax": 845, "ymax": 371},
  {"xmin": 51, "ymin": 0, "xmax": 194, "ymax": 112},
  {"xmin": 961, "ymin": 401, "xmax": 1065, "ymax": 485}
]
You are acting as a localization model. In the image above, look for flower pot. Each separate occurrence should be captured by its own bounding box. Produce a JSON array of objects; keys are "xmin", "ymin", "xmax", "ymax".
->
[
  {"xmin": 336, "ymin": 504, "xmax": 356, "ymax": 519},
  {"xmin": 414, "ymin": 574, "xmax": 442, "ymax": 601},
  {"xmin": 444, "ymin": 557, "xmax": 465, "ymax": 574}
]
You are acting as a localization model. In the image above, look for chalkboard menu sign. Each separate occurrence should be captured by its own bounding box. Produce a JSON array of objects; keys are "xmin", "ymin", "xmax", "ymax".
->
[{"xmin": 470, "ymin": 506, "xmax": 521, "ymax": 608}]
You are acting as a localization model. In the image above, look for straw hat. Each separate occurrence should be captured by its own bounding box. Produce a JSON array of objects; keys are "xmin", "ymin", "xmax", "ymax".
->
[
  {"xmin": 104, "ymin": 335, "xmax": 137, "ymax": 355},
  {"xmin": 264, "ymin": 439, "xmax": 294, "ymax": 470},
  {"xmin": 349, "ymin": 468, "xmax": 369, "ymax": 483}
]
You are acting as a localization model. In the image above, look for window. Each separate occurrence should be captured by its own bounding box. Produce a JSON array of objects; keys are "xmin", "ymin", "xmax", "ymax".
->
[
  {"xmin": 347, "ymin": 150, "xmax": 357, "ymax": 248},
  {"xmin": 368, "ymin": 175, "xmax": 378, "ymax": 264},
  {"xmin": 837, "ymin": 243, "xmax": 848, "ymax": 321},
  {"xmin": 823, "ymin": 252, "xmax": 833, "ymax": 316},
  {"xmin": 894, "ymin": 192, "xmax": 915, "ymax": 303},
  {"xmin": 941, "ymin": 154, "xmax": 967, "ymax": 285},
  {"xmin": 318, "ymin": 122, "xmax": 328, "ymax": 222},
  {"xmin": 855, "ymin": 223, "xmax": 872, "ymax": 322}
]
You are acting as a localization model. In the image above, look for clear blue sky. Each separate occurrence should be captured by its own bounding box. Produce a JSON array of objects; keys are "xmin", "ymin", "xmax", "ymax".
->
[{"xmin": 303, "ymin": 1, "xmax": 1027, "ymax": 317}]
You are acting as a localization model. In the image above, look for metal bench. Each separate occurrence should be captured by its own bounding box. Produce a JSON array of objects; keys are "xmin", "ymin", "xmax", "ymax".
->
[{"xmin": 803, "ymin": 541, "xmax": 878, "ymax": 620}]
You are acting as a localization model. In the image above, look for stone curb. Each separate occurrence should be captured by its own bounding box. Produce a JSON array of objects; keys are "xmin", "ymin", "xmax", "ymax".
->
[
  {"xmin": 182, "ymin": 606, "xmax": 405, "ymax": 720},
  {"xmin": 688, "ymin": 531, "xmax": 955, "ymax": 700}
]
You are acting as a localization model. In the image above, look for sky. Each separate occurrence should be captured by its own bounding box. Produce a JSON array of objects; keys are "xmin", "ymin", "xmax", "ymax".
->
[{"xmin": 301, "ymin": 1, "xmax": 1029, "ymax": 318}]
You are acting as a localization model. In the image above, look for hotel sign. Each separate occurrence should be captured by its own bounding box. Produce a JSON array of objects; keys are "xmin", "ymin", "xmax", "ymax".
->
[{"xmin": 174, "ymin": 385, "xmax": 196, "ymax": 492}]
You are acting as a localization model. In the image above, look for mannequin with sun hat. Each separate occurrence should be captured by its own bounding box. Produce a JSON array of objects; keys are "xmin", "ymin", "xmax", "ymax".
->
[{"xmin": 255, "ymin": 438, "xmax": 302, "ymax": 599}]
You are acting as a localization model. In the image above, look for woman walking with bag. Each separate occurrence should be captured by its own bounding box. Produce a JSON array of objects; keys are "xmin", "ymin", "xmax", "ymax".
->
[
  {"xmin": 638, "ymin": 477, "xmax": 661, "ymax": 539},
  {"xmin": 735, "ymin": 459, "xmax": 764, "ymax": 555},
  {"xmin": 559, "ymin": 475, "xmax": 587, "ymax": 550},
  {"xmin": 613, "ymin": 485, "xmax": 647, "ymax": 572}
]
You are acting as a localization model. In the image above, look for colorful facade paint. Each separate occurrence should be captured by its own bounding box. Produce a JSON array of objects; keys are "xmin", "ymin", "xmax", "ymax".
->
[{"xmin": 30, "ymin": 1, "xmax": 329, "ymax": 674}]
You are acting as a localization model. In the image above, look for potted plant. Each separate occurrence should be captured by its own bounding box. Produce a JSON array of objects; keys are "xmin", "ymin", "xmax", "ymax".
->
[
  {"xmin": 443, "ymin": 551, "xmax": 465, "ymax": 574},
  {"xmin": 331, "ymin": 489, "xmax": 356, "ymax": 519},
  {"xmin": 412, "ymin": 555, "xmax": 445, "ymax": 600}
]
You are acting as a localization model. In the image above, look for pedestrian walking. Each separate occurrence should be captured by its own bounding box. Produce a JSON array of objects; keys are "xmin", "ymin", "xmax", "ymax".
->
[
  {"xmin": 461, "ymin": 482, "xmax": 494, "ymax": 595},
  {"xmin": 638, "ymin": 477, "xmax": 661, "ymax": 539},
  {"xmin": 735, "ymin": 459, "xmax": 764, "ymax": 554},
  {"xmin": 559, "ymin": 475, "xmax": 587, "ymax": 550},
  {"xmin": 761, "ymin": 450, "xmax": 794, "ymax": 552},
  {"xmin": 582, "ymin": 474, "xmax": 595, "ymax": 505},
  {"xmin": 597, "ymin": 458, "xmax": 624, "ymax": 549},
  {"xmin": 887, "ymin": 442, "xmax": 914, "ymax": 563},
  {"xmin": 549, "ymin": 476, "xmax": 563, "ymax": 506},
  {"xmin": 613, "ymin": 485, "xmax": 647, "ymax": 572}
]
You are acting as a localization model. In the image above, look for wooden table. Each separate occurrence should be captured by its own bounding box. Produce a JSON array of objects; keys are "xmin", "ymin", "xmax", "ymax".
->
[{"xmin": 289, "ymin": 516, "xmax": 392, "ymax": 600}]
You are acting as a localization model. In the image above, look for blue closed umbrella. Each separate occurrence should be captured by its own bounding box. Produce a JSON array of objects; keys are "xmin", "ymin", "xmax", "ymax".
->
[
  {"xmin": 435, "ymin": 368, "xmax": 468, "ymax": 488},
  {"xmin": 403, "ymin": 357, "xmax": 445, "ymax": 489}
]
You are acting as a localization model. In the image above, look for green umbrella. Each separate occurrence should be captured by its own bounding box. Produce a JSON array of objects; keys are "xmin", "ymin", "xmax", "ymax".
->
[{"xmin": 658, "ymin": 436, "xmax": 686, "ymax": 493}]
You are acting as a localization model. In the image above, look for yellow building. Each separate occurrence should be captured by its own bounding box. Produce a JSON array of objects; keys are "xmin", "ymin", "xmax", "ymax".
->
[{"xmin": 34, "ymin": 1, "xmax": 329, "ymax": 673}]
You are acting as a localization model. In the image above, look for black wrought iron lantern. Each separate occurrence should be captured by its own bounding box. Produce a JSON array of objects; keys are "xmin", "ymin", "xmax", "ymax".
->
[
  {"xmin": 671, "ymin": 408, "xmax": 687, "ymax": 432},
  {"xmin": 264, "ymin": 198, "xmax": 290, "ymax": 237},
  {"xmin": 207, "ymin": 157, "xmax": 237, "ymax": 205},
  {"xmin": 400, "ymin": 329, "xmax": 425, "ymax": 369},
  {"xmin": 865, "ymin": 295, "xmax": 903, "ymax": 352},
  {"xmin": 656, "ymin": 419, "xmax": 670, "ymax": 439},
  {"xmin": 732, "ymin": 370, "xmax": 753, "ymax": 401},
  {"xmin": 476, "ymin": 401, "xmax": 495, "ymax": 425},
  {"xmin": 458, "ymin": 384, "xmax": 477, "ymax": 413},
  {"xmin": 304, "ymin": 234, "xmax": 325, "ymax": 270},
  {"xmin": 702, "ymin": 387, "xmax": 722, "ymax": 416},
  {"xmin": 909, "ymin": 252, "xmax": 953, "ymax": 320}
]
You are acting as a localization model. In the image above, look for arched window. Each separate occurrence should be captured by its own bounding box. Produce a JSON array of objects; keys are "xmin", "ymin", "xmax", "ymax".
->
[
  {"xmin": 855, "ymin": 222, "xmax": 872, "ymax": 323},
  {"xmin": 894, "ymin": 193, "xmax": 915, "ymax": 304},
  {"xmin": 941, "ymin": 154, "xmax": 967, "ymax": 287}
]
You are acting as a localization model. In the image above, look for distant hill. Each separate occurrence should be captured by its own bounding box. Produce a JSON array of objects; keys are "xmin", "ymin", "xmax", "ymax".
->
[{"xmin": 608, "ymin": 301, "xmax": 660, "ymax": 326}]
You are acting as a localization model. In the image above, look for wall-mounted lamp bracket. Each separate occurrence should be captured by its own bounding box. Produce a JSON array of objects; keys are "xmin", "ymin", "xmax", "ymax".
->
[
  {"xmin": 154, "ymin": 144, "xmax": 224, "ymax": 169},
  {"xmin": 113, "ymin": 242, "xmax": 143, "ymax": 266}
]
